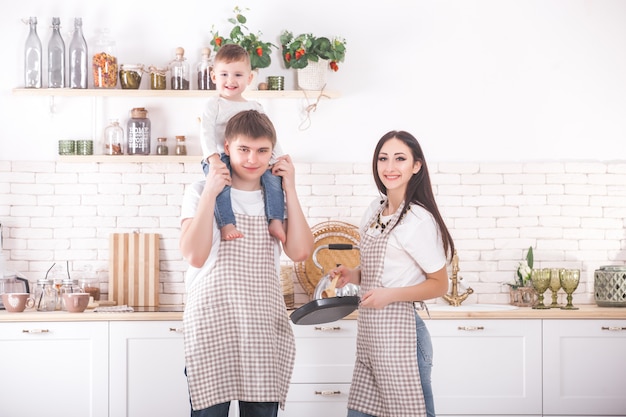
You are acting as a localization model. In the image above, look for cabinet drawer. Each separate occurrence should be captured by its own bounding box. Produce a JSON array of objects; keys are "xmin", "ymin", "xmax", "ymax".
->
[
  {"xmin": 291, "ymin": 320, "xmax": 357, "ymax": 383},
  {"xmin": 280, "ymin": 384, "xmax": 350, "ymax": 417}
]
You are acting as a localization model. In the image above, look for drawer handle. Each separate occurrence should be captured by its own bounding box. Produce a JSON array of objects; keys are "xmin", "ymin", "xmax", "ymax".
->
[
  {"xmin": 314, "ymin": 326, "xmax": 341, "ymax": 332},
  {"xmin": 601, "ymin": 326, "xmax": 626, "ymax": 331},
  {"xmin": 22, "ymin": 329, "xmax": 50, "ymax": 334},
  {"xmin": 315, "ymin": 390, "xmax": 342, "ymax": 396},
  {"xmin": 169, "ymin": 327, "xmax": 183, "ymax": 333},
  {"xmin": 458, "ymin": 326, "xmax": 484, "ymax": 331}
]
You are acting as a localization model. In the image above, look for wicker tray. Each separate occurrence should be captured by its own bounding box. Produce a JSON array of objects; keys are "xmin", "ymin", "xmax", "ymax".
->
[{"xmin": 294, "ymin": 221, "xmax": 361, "ymax": 297}]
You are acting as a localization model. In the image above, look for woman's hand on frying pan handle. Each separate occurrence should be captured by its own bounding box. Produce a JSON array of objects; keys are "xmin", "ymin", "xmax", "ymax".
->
[{"xmin": 331, "ymin": 265, "xmax": 360, "ymax": 288}]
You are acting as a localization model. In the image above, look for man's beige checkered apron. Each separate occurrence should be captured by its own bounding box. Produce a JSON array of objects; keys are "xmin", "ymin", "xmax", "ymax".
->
[
  {"xmin": 348, "ymin": 200, "xmax": 427, "ymax": 417},
  {"xmin": 183, "ymin": 214, "xmax": 295, "ymax": 411}
]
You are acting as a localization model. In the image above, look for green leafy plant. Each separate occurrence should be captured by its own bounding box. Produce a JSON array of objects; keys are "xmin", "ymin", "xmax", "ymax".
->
[
  {"xmin": 279, "ymin": 31, "xmax": 347, "ymax": 71},
  {"xmin": 507, "ymin": 246, "xmax": 534, "ymax": 288},
  {"xmin": 210, "ymin": 7, "xmax": 276, "ymax": 70}
]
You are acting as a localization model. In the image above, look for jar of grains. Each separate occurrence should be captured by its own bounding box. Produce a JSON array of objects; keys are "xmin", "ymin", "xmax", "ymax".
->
[{"xmin": 92, "ymin": 28, "xmax": 118, "ymax": 88}]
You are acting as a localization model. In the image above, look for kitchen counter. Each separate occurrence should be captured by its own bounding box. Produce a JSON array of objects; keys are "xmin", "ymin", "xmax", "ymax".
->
[{"xmin": 1, "ymin": 304, "xmax": 625, "ymax": 322}]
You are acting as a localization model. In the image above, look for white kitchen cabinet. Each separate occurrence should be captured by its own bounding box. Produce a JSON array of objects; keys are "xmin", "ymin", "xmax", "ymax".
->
[
  {"xmin": 280, "ymin": 320, "xmax": 357, "ymax": 417},
  {"xmin": 0, "ymin": 321, "xmax": 109, "ymax": 417},
  {"xmin": 428, "ymin": 319, "xmax": 543, "ymax": 416},
  {"xmin": 543, "ymin": 319, "xmax": 626, "ymax": 416},
  {"xmin": 109, "ymin": 321, "xmax": 190, "ymax": 417}
]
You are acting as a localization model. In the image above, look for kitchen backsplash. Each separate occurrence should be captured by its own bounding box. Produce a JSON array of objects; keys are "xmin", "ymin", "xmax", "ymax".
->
[{"xmin": 2, "ymin": 159, "xmax": 625, "ymax": 308}]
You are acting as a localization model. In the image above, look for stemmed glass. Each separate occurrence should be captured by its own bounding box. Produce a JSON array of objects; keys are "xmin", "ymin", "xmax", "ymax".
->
[
  {"xmin": 531, "ymin": 268, "xmax": 551, "ymax": 309},
  {"xmin": 560, "ymin": 269, "xmax": 580, "ymax": 310},
  {"xmin": 548, "ymin": 268, "xmax": 563, "ymax": 308}
]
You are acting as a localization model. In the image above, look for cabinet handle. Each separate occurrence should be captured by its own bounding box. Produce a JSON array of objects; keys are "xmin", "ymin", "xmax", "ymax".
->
[
  {"xmin": 169, "ymin": 327, "xmax": 183, "ymax": 333},
  {"xmin": 314, "ymin": 326, "xmax": 341, "ymax": 332},
  {"xmin": 601, "ymin": 326, "xmax": 626, "ymax": 331},
  {"xmin": 22, "ymin": 329, "xmax": 50, "ymax": 334},
  {"xmin": 314, "ymin": 390, "xmax": 342, "ymax": 396},
  {"xmin": 457, "ymin": 326, "xmax": 484, "ymax": 331}
]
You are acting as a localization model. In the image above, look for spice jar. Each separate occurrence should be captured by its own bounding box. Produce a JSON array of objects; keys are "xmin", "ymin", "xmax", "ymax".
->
[
  {"xmin": 127, "ymin": 107, "xmax": 151, "ymax": 155},
  {"xmin": 148, "ymin": 66, "xmax": 167, "ymax": 90},
  {"xmin": 175, "ymin": 135, "xmax": 187, "ymax": 155},
  {"xmin": 119, "ymin": 64, "xmax": 143, "ymax": 89},
  {"xmin": 104, "ymin": 119, "xmax": 124, "ymax": 155},
  {"xmin": 156, "ymin": 137, "xmax": 169, "ymax": 155},
  {"xmin": 169, "ymin": 47, "xmax": 190, "ymax": 90},
  {"xmin": 92, "ymin": 28, "xmax": 117, "ymax": 88}
]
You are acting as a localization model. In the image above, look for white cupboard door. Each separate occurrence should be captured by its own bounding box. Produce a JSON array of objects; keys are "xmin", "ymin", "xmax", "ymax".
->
[
  {"xmin": 543, "ymin": 319, "xmax": 626, "ymax": 416},
  {"xmin": 428, "ymin": 319, "xmax": 542, "ymax": 415},
  {"xmin": 0, "ymin": 321, "xmax": 109, "ymax": 417},
  {"xmin": 109, "ymin": 321, "xmax": 190, "ymax": 417},
  {"xmin": 290, "ymin": 320, "xmax": 357, "ymax": 384}
]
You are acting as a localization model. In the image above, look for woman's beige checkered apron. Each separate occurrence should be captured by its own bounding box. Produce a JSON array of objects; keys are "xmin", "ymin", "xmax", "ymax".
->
[
  {"xmin": 348, "ymin": 201, "xmax": 427, "ymax": 417},
  {"xmin": 183, "ymin": 214, "xmax": 295, "ymax": 411}
]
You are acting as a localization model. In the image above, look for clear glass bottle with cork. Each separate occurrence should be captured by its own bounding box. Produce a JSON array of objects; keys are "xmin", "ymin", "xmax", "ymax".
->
[
  {"xmin": 169, "ymin": 47, "xmax": 190, "ymax": 90},
  {"xmin": 175, "ymin": 135, "xmax": 187, "ymax": 155},
  {"xmin": 104, "ymin": 119, "xmax": 124, "ymax": 155},
  {"xmin": 47, "ymin": 17, "xmax": 65, "ymax": 88},
  {"xmin": 68, "ymin": 17, "xmax": 88, "ymax": 89},
  {"xmin": 196, "ymin": 47, "xmax": 215, "ymax": 90}
]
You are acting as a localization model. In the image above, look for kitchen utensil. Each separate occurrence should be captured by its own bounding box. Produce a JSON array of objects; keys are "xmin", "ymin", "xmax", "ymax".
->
[
  {"xmin": 594, "ymin": 265, "xmax": 626, "ymax": 307},
  {"xmin": 548, "ymin": 268, "xmax": 563, "ymax": 308},
  {"xmin": 321, "ymin": 276, "xmax": 338, "ymax": 298},
  {"xmin": 291, "ymin": 243, "xmax": 361, "ymax": 325},
  {"xmin": 1, "ymin": 293, "xmax": 35, "ymax": 312},
  {"xmin": 62, "ymin": 292, "xmax": 90, "ymax": 313},
  {"xmin": 290, "ymin": 296, "xmax": 359, "ymax": 325},
  {"xmin": 109, "ymin": 232, "xmax": 159, "ymax": 308},
  {"xmin": 294, "ymin": 221, "xmax": 360, "ymax": 297}
]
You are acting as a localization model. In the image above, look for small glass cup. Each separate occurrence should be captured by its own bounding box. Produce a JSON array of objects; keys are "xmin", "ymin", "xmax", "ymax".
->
[
  {"xmin": 560, "ymin": 269, "xmax": 580, "ymax": 310},
  {"xmin": 531, "ymin": 268, "xmax": 551, "ymax": 309}
]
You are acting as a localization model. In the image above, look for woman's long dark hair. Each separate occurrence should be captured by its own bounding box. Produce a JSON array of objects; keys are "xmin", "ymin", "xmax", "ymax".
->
[{"xmin": 372, "ymin": 130, "xmax": 455, "ymax": 261}]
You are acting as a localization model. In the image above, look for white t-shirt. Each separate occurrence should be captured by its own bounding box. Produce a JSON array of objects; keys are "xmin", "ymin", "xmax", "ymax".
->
[
  {"xmin": 180, "ymin": 180, "xmax": 282, "ymax": 289},
  {"xmin": 360, "ymin": 198, "xmax": 447, "ymax": 288}
]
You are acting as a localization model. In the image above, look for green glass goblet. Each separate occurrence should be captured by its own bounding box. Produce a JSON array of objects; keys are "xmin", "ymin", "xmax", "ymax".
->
[
  {"xmin": 560, "ymin": 269, "xmax": 580, "ymax": 310},
  {"xmin": 531, "ymin": 268, "xmax": 551, "ymax": 309},
  {"xmin": 548, "ymin": 268, "xmax": 563, "ymax": 308}
]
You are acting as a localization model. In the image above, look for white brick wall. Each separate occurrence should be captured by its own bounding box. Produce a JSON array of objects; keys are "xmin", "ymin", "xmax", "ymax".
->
[{"xmin": 1, "ymin": 160, "xmax": 625, "ymax": 308}]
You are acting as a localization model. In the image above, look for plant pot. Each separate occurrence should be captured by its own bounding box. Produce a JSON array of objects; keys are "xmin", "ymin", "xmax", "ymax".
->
[
  {"xmin": 297, "ymin": 59, "xmax": 329, "ymax": 90},
  {"xmin": 509, "ymin": 286, "xmax": 538, "ymax": 307}
]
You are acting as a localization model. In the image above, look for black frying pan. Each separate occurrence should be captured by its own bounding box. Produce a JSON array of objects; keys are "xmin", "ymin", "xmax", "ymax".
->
[
  {"xmin": 290, "ymin": 243, "xmax": 360, "ymax": 325},
  {"xmin": 290, "ymin": 296, "xmax": 359, "ymax": 325}
]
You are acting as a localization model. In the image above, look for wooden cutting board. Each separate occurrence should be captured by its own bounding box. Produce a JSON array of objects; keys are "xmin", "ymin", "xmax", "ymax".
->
[{"xmin": 109, "ymin": 233, "xmax": 160, "ymax": 307}]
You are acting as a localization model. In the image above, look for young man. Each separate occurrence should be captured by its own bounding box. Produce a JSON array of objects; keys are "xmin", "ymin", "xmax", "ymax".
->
[{"xmin": 180, "ymin": 110, "xmax": 313, "ymax": 417}]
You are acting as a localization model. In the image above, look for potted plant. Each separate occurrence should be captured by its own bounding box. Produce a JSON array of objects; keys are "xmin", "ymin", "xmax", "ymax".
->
[
  {"xmin": 279, "ymin": 30, "xmax": 347, "ymax": 90},
  {"xmin": 506, "ymin": 246, "xmax": 538, "ymax": 307},
  {"xmin": 210, "ymin": 7, "xmax": 276, "ymax": 71}
]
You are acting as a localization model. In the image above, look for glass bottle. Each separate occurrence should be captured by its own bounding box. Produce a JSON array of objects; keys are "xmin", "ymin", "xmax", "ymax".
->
[
  {"xmin": 104, "ymin": 119, "xmax": 124, "ymax": 155},
  {"xmin": 196, "ymin": 47, "xmax": 215, "ymax": 90},
  {"xmin": 156, "ymin": 137, "xmax": 169, "ymax": 155},
  {"xmin": 170, "ymin": 47, "xmax": 190, "ymax": 90},
  {"xmin": 47, "ymin": 17, "xmax": 65, "ymax": 88},
  {"xmin": 68, "ymin": 18, "xmax": 88, "ymax": 89},
  {"xmin": 175, "ymin": 135, "xmax": 187, "ymax": 155},
  {"xmin": 148, "ymin": 66, "xmax": 167, "ymax": 90},
  {"xmin": 92, "ymin": 28, "xmax": 118, "ymax": 88},
  {"xmin": 24, "ymin": 17, "xmax": 42, "ymax": 88},
  {"xmin": 127, "ymin": 107, "xmax": 151, "ymax": 155}
]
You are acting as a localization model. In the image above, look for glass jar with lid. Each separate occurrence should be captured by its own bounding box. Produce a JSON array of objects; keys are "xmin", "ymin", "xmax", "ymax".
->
[
  {"xmin": 92, "ymin": 28, "xmax": 118, "ymax": 88},
  {"xmin": 33, "ymin": 278, "xmax": 57, "ymax": 312},
  {"xmin": 119, "ymin": 64, "xmax": 143, "ymax": 89},
  {"xmin": 175, "ymin": 135, "xmax": 187, "ymax": 155},
  {"xmin": 156, "ymin": 137, "xmax": 169, "ymax": 155},
  {"xmin": 196, "ymin": 47, "xmax": 215, "ymax": 90},
  {"xmin": 59, "ymin": 279, "xmax": 81, "ymax": 310},
  {"xmin": 127, "ymin": 107, "xmax": 151, "ymax": 155},
  {"xmin": 148, "ymin": 66, "xmax": 167, "ymax": 90},
  {"xmin": 104, "ymin": 119, "xmax": 124, "ymax": 155},
  {"xmin": 169, "ymin": 47, "xmax": 190, "ymax": 90}
]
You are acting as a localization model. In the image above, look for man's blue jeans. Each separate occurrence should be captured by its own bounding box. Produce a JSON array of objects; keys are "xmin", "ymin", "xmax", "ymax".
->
[{"xmin": 192, "ymin": 401, "xmax": 278, "ymax": 417}]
